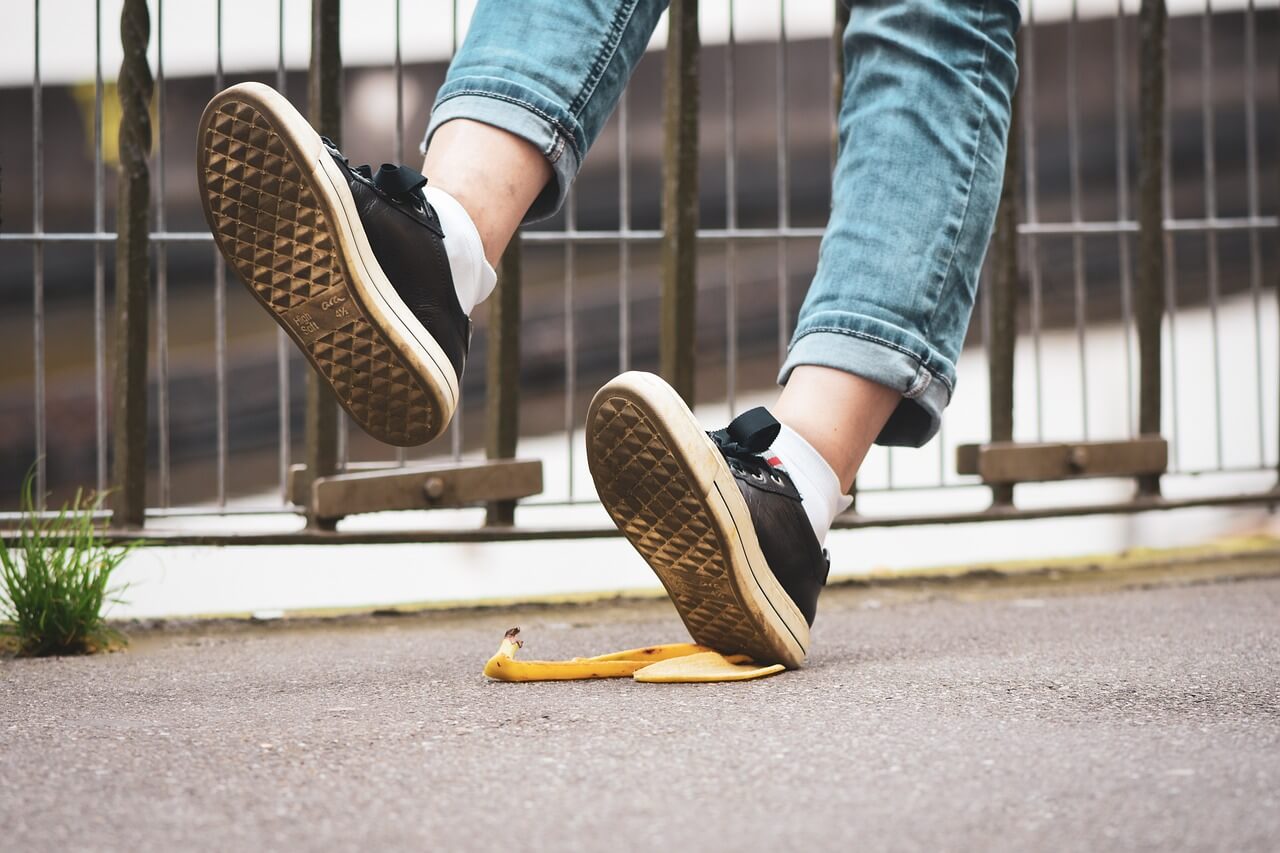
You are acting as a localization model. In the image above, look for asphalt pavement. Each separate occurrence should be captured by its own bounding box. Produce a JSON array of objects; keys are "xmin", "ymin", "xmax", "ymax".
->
[{"xmin": 3, "ymin": 562, "xmax": 1278, "ymax": 852}]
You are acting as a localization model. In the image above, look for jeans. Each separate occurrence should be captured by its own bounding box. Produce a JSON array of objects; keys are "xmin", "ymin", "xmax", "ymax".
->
[{"xmin": 424, "ymin": 0, "xmax": 1020, "ymax": 447}]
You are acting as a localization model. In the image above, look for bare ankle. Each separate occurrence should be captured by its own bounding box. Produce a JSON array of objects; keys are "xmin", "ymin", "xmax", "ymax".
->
[
  {"xmin": 422, "ymin": 119, "xmax": 552, "ymax": 265},
  {"xmin": 773, "ymin": 366, "xmax": 901, "ymax": 492}
]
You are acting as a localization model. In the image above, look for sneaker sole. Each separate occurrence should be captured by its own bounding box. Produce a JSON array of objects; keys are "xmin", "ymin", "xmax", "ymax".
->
[
  {"xmin": 586, "ymin": 372, "xmax": 809, "ymax": 669},
  {"xmin": 197, "ymin": 82, "xmax": 458, "ymax": 447}
]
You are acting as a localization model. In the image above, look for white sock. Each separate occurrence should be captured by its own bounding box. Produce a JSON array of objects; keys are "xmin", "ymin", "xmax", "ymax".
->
[
  {"xmin": 766, "ymin": 423, "xmax": 851, "ymax": 545},
  {"xmin": 424, "ymin": 185, "xmax": 496, "ymax": 316}
]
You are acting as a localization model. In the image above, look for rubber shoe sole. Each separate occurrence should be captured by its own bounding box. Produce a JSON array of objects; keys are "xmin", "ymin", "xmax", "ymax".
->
[
  {"xmin": 586, "ymin": 371, "xmax": 810, "ymax": 669},
  {"xmin": 197, "ymin": 82, "xmax": 458, "ymax": 447}
]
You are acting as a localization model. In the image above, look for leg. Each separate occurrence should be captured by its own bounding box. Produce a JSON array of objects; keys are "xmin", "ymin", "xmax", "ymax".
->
[
  {"xmin": 197, "ymin": 2, "xmax": 666, "ymax": 448},
  {"xmin": 422, "ymin": 0, "xmax": 671, "ymax": 263},
  {"xmin": 586, "ymin": 0, "xmax": 1020, "ymax": 668},
  {"xmin": 777, "ymin": 0, "xmax": 1021, "ymax": 474},
  {"xmin": 422, "ymin": 120, "xmax": 550, "ymax": 266},
  {"xmin": 772, "ymin": 367, "xmax": 899, "ymax": 493}
]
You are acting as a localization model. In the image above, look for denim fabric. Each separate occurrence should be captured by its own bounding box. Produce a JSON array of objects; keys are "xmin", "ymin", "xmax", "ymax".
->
[
  {"xmin": 781, "ymin": 1, "xmax": 1020, "ymax": 446},
  {"xmin": 424, "ymin": 0, "xmax": 667, "ymax": 222},
  {"xmin": 425, "ymin": 0, "xmax": 1019, "ymax": 447}
]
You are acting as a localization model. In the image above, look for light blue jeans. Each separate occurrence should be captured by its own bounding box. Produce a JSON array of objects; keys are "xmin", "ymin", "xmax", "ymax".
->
[{"xmin": 425, "ymin": 0, "xmax": 1020, "ymax": 446}]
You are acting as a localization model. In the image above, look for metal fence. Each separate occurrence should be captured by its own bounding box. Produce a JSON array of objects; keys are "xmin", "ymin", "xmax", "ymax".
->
[{"xmin": 3, "ymin": 0, "xmax": 1277, "ymax": 541}]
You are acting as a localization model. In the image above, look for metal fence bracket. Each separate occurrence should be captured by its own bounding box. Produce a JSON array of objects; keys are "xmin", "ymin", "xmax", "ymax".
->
[
  {"xmin": 289, "ymin": 459, "xmax": 543, "ymax": 525},
  {"xmin": 957, "ymin": 438, "xmax": 1168, "ymax": 486}
]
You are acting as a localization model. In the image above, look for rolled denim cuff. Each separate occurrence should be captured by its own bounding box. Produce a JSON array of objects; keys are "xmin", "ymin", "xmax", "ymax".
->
[
  {"xmin": 422, "ymin": 79, "xmax": 580, "ymax": 224},
  {"xmin": 777, "ymin": 312, "xmax": 956, "ymax": 448}
]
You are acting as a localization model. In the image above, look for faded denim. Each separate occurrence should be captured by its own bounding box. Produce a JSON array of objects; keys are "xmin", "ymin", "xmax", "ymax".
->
[{"xmin": 424, "ymin": 0, "xmax": 1020, "ymax": 446}]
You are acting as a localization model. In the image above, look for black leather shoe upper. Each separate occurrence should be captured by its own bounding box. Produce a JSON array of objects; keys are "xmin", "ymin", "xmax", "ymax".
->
[
  {"xmin": 323, "ymin": 139, "xmax": 471, "ymax": 381},
  {"xmin": 709, "ymin": 407, "xmax": 830, "ymax": 626}
]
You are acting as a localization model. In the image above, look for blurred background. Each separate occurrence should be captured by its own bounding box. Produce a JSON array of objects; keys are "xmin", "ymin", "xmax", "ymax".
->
[{"xmin": 0, "ymin": 0, "xmax": 1276, "ymax": 526}]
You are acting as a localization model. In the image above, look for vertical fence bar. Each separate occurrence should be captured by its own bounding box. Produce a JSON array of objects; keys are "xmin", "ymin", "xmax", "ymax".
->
[
  {"xmin": 1136, "ymin": 0, "xmax": 1166, "ymax": 496},
  {"xmin": 32, "ymin": 0, "xmax": 46, "ymax": 509},
  {"xmin": 833, "ymin": 0, "xmax": 853, "ymax": 508},
  {"xmin": 619, "ymin": 89, "xmax": 632, "ymax": 374},
  {"xmin": 393, "ymin": 0, "xmax": 407, "ymax": 468},
  {"xmin": 1066, "ymin": 1, "xmax": 1090, "ymax": 440},
  {"xmin": 303, "ymin": 0, "xmax": 342, "ymax": 526},
  {"xmin": 1023, "ymin": 1, "xmax": 1045, "ymax": 442},
  {"xmin": 214, "ymin": 0, "xmax": 229, "ymax": 505},
  {"xmin": 988, "ymin": 82, "xmax": 1021, "ymax": 508},
  {"xmin": 1114, "ymin": 0, "xmax": 1136, "ymax": 436},
  {"xmin": 565, "ymin": 191, "xmax": 577, "ymax": 499},
  {"xmin": 155, "ymin": 0, "xmax": 171, "ymax": 507},
  {"xmin": 725, "ymin": 0, "xmax": 738, "ymax": 416},
  {"xmin": 450, "ymin": 0, "xmax": 464, "ymax": 463},
  {"xmin": 832, "ymin": 0, "xmax": 847, "ymax": 176},
  {"xmin": 1200, "ymin": 1, "xmax": 1225, "ymax": 469},
  {"xmin": 776, "ymin": 0, "xmax": 790, "ymax": 363},
  {"xmin": 1243, "ymin": 0, "xmax": 1265, "ymax": 464},
  {"xmin": 486, "ymin": 236, "xmax": 522, "ymax": 526},
  {"xmin": 276, "ymin": 0, "xmax": 293, "ymax": 497},
  {"xmin": 660, "ymin": 0, "xmax": 699, "ymax": 403},
  {"xmin": 93, "ymin": 0, "xmax": 108, "ymax": 496},
  {"xmin": 112, "ymin": 0, "xmax": 153, "ymax": 527}
]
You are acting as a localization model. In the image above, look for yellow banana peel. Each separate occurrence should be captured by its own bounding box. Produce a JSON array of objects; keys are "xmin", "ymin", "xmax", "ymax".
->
[
  {"xmin": 483, "ymin": 627, "xmax": 785, "ymax": 683},
  {"xmin": 632, "ymin": 651, "xmax": 785, "ymax": 683}
]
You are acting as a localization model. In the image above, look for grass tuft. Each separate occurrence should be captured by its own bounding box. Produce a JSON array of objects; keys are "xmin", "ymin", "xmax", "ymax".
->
[{"xmin": 0, "ymin": 469, "xmax": 134, "ymax": 656}]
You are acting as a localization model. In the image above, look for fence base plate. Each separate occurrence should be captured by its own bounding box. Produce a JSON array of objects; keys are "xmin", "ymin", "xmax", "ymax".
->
[
  {"xmin": 288, "ymin": 459, "xmax": 543, "ymax": 523},
  {"xmin": 956, "ymin": 438, "xmax": 1168, "ymax": 485}
]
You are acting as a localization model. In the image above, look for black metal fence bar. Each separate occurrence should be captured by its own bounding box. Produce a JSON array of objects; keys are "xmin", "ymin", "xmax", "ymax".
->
[
  {"xmin": 486, "ymin": 235, "xmax": 522, "ymax": 527},
  {"xmin": 1066, "ymin": 2, "xmax": 1090, "ymax": 441},
  {"xmin": 303, "ymin": 0, "xmax": 343, "ymax": 528},
  {"xmin": 1244, "ymin": 0, "xmax": 1267, "ymax": 464},
  {"xmin": 724, "ymin": 0, "xmax": 738, "ymax": 416},
  {"xmin": 93, "ymin": 0, "xmax": 108, "ymax": 496},
  {"xmin": 213, "ymin": 0, "xmax": 230, "ymax": 506},
  {"xmin": 565, "ymin": 189, "xmax": 578, "ymax": 500},
  {"xmin": 155, "ymin": 0, "xmax": 170, "ymax": 507},
  {"xmin": 276, "ymin": 0, "xmax": 293, "ymax": 495},
  {"xmin": 448, "ymin": 0, "xmax": 464, "ymax": 466},
  {"xmin": 1114, "ymin": 0, "xmax": 1137, "ymax": 436},
  {"xmin": 112, "ymin": 0, "xmax": 153, "ymax": 527},
  {"xmin": 776, "ymin": 1, "xmax": 790, "ymax": 366},
  {"xmin": 31, "ymin": 0, "xmax": 45, "ymax": 509},
  {"xmin": 660, "ymin": 0, "xmax": 699, "ymax": 404},
  {"xmin": 988, "ymin": 72, "xmax": 1021, "ymax": 507},
  {"xmin": 1202, "ymin": 2, "xmax": 1225, "ymax": 469},
  {"xmin": 1138, "ymin": 0, "xmax": 1167, "ymax": 495}
]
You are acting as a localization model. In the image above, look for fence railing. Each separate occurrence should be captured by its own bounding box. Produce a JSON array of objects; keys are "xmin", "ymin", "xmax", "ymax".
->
[{"xmin": 3, "ymin": 0, "xmax": 1277, "ymax": 542}]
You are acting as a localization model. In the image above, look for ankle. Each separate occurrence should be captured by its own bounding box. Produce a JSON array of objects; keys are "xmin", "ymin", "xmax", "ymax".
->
[
  {"xmin": 425, "ymin": 186, "xmax": 496, "ymax": 315},
  {"xmin": 421, "ymin": 119, "xmax": 552, "ymax": 266},
  {"xmin": 768, "ymin": 422, "xmax": 850, "ymax": 544},
  {"xmin": 773, "ymin": 365, "xmax": 901, "ymax": 491}
]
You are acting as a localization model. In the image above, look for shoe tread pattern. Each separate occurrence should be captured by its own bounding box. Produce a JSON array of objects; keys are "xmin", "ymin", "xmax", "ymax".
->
[
  {"xmin": 589, "ymin": 395, "xmax": 778, "ymax": 661},
  {"xmin": 200, "ymin": 98, "xmax": 437, "ymax": 445}
]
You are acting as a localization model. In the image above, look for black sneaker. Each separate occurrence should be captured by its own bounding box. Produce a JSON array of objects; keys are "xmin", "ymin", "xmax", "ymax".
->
[
  {"xmin": 197, "ymin": 83, "xmax": 467, "ymax": 447},
  {"xmin": 586, "ymin": 372, "xmax": 829, "ymax": 669}
]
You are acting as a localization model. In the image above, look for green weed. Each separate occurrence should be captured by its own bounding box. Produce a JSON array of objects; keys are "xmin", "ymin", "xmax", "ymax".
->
[{"xmin": 0, "ymin": 470, "xmax": 134, "ymax": 656}]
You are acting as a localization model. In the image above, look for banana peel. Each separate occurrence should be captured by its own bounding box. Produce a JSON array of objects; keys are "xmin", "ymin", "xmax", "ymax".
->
[
  {"xmin": 483, "ymin": 627, "xmax": 785, "ymax": 683},
  {"xmin": 632, "ymin": 651, "xmax": 785, "ymax": 683}
]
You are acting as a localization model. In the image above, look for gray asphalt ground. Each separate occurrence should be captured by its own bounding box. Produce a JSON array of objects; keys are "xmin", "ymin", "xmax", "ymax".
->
[{"xmin": 3, "ymin": 560, "xmax": 1279, "ymax": 852}]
